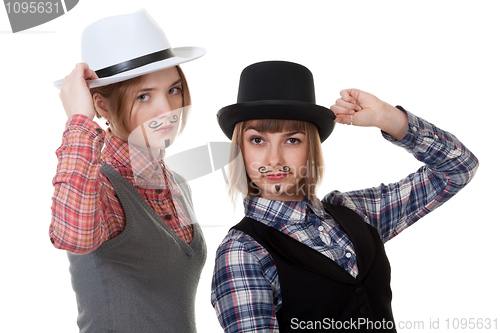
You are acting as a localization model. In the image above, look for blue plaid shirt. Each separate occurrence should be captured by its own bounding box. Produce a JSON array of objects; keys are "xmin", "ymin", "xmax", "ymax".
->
[{"xmin": 211, "ymin": 111, "xmax": 479, "ymax": 333}]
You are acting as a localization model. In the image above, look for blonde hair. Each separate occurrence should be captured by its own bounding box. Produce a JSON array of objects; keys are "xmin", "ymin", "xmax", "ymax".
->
[
  {"xmin": 90, "ymin": 65, "xmax": 191, "ymax": 135},
  {"xmin": 227, "ymin": 119, "xmax": 324, "ymax": 204}
]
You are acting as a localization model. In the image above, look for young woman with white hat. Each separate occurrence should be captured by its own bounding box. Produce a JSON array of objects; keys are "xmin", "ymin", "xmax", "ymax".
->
[
  {"xmin": 211, "ymin": 61, "xmax": 479, "ymax": 332},
  {"xmin": 50, "ymin": 9, "xmax": 206, "ymax": 332}
]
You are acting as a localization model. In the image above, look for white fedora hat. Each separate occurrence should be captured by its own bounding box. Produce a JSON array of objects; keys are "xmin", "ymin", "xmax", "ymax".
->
[{"xmin": 53, "ymin": 9, "xmax": 206, "ymax": 89}]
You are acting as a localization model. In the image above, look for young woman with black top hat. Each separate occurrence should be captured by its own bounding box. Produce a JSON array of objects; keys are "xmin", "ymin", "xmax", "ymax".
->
[
  {"xmin": 50, "ymin": 9, "xmax": 206, "ymax": 332},
  {"xmin": 211, "ymin": 61, "xmax": 479, "ymax": 332}
]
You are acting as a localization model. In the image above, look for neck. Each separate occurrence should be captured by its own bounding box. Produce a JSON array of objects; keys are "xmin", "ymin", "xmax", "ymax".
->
[
  {"xmin": 260, "ymin": 193, "xmax": 305, "ymax": 202},
  {"xmin": 130, "ymin": 143, "xmax": 163, "ymax": 161},
  {"xmin": 110, "ymin": 127, "xmax": 164, "ymax": 159}
]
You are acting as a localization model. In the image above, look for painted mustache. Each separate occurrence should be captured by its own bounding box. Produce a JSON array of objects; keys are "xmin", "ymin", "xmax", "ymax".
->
[
  {"xmin": 258, "ymin": 166, "xmax": 291, "ymax": 174},
  {"xmin": 147, "ymin": 115, "xmax": 179, "ymax": 129},
  {"xmin": 257, "ymin": 166, "xmax": 290, "ymax": 194}
]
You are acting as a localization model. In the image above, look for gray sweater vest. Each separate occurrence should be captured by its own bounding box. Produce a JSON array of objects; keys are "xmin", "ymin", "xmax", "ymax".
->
[{"xmin": 67, "ymin": 163, "xmax": 206, "ymax": 333}]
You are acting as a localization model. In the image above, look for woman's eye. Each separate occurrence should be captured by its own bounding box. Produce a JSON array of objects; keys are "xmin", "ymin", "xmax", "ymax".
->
[
  {"xmin": 250, "ymin": 137, "xmax": 264, "ymax": 145},
  {"xmin": 169, "ymin": 86, "xmax": 182, "ymax": 95},
  {"xmin": 287, "ymin": 138, "xmax": 301, "ymax": 144},
  {"xmin": 137, "ymin": 94, "xmax": 150, "ymax": 102}
]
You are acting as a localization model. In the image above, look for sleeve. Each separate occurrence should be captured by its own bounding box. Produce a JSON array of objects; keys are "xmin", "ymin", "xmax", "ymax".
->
[
  {"xmin": 323, "ymin": 108, "xmax": 479, "ymax": 243},
  {"xmin": 49, "ymin": 114, "xmax": 111, "ymax": 254},
  {"xmin": 211, "ymin": 234, "xmax": 280, "ymax": 333}
]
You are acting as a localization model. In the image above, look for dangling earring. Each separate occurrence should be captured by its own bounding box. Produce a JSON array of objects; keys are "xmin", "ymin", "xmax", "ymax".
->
[{"xmin": 105, "ymin": 120, "xmax": 110, "ymax": 126}]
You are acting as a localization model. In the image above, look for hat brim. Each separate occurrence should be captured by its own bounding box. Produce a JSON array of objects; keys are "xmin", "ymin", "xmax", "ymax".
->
[
  {"xmin": 217, "ymin": 100, "xmax": 335, "ymax": 142},
  {"xmin": 53, "ymin": 46, "xmax": 205, "ymax": 89}
]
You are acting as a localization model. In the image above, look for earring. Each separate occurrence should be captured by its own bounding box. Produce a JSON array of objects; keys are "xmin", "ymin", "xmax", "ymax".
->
[{"xmin": 105, "ymin": 120, "xmax": 110, "ymax": 126}]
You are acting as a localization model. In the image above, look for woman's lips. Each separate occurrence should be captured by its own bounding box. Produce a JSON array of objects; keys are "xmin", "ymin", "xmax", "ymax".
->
[
  {"xmin": 155, "ymin": 125, "xmax": 174, "ymax": 133},
  {"xmin": 265, "ymin": 173, "xmax": 289, "ymax": 181}
]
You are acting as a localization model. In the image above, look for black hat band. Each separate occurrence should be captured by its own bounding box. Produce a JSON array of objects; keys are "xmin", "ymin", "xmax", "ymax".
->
[{"xmin": 95, "ymin": 48, "xmax": 176, "ymax": 78}]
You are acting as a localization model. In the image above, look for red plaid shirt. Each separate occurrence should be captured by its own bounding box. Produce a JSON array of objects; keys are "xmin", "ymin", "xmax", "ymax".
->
[{"xmin": 50, "ymin": 115, "xmax": 193, "ymax": 254}]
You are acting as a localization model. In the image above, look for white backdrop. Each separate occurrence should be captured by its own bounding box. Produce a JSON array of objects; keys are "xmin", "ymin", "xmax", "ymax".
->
[{"xmin": 1, "ymin": 1, "xmax": 498, "ymax": 332}]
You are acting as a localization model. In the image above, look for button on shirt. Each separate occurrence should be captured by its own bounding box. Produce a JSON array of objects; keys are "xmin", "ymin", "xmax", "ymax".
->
[{"xmin": 211, "ymin": 110, "xmax": 479, "ymax": 333}]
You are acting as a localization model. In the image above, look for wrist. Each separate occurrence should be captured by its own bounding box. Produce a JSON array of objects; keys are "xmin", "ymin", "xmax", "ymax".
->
[{"xmin": 377, "ymin": 104, "xmax": 409, "ymax": 140}]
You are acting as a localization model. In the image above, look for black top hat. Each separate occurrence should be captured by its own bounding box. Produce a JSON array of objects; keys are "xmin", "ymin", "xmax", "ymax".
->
[{"xmin": 217, "ymin": 61, "xmax": 335, "ymax": 142}]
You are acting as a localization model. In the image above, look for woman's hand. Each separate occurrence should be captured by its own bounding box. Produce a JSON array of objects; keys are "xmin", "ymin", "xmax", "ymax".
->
[
  {"xmin": 59, "ymin": 63, "xmax": 99, "ymax": 119},
  {"xmin": 331, "ymin": 88, "xmax": 409, "ymax": 140}
]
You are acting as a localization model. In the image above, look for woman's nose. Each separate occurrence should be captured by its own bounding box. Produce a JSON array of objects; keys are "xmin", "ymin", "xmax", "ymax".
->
[
  {"xmin": 160, "ymin": 97, "xmax": 173, "ymax": 114},
  {"xmin": 266, "ymin": 144, "xmax": 284, "ymax": 167},
  {"xmin": 153, "ymin": 98, "xmax": 174, "ymax": 120}
]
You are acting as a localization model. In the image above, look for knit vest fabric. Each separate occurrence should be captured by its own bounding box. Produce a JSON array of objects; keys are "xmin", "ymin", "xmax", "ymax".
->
[
  {"xmin": 232, "ymin": 201, "xmax": 395, "ymax": 333},
  {"xmin": 67, "ymin": 163, "xmax": 206, "ymax": 333}
]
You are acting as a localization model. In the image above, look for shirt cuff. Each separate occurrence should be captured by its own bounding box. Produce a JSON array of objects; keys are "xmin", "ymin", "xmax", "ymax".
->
[
  {"xmin": 64, "ymin": 114, "xmax": 105, "ymax": 140},
  {"xmin": 381, "ymin": 105, "xmax": 419, "ymax": 149},
  {"xmin": 57, "ymin": 115, "xmax": 106, "ymax": 161}
]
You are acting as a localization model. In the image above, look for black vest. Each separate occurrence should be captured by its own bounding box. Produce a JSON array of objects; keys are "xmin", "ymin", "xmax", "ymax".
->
[{"xmin": 233, "ymin": 201, "xmax": 396, "ymax": 332}]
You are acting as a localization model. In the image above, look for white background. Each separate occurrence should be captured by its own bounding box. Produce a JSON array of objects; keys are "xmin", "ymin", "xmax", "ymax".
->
[{"xmin": 1, "ymin": 0, "xmax": 498, "ymax": 332}]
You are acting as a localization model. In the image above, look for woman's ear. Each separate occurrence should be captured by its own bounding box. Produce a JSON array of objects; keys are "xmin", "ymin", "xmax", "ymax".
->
[{"xmin": 93, "ymin": 93, "xmax": 111, "ymax": 120}]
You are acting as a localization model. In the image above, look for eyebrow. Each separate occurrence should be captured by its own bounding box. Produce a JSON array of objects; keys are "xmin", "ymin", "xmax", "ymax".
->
[
  {"xmin": 282, "ymin": 131, "xmax": 305, "ymax": 136},
  {"xmin": 139, "ymin": 79, "xmax": 182, "ymax": 92},
  {"xmin": 169, "ymin": 79, "xmax": 182, "ymax": 87},
  {"xmin": 245, "ymin": 127, "xmax": 305, "ymax": 136}
]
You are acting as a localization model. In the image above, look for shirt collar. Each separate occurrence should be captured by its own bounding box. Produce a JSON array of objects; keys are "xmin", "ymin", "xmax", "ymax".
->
[{"xmin": 245, "ymin": 196, "xmax": 322, "ymax": 226}]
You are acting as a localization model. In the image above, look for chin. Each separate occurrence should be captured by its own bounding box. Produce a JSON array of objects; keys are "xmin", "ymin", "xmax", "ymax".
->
[
  {"xmin": 259, "ymin": 182, "xmax": 303, "ymax": 201},
  {"xmin": 150, "ymin": 132, "xmax": 178, "ymax": 148}
]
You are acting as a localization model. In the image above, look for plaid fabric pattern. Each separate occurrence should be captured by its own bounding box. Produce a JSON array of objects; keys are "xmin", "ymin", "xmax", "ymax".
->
[
  {"xmin": 50, "ymin": 115, "xmax": 193, "ymax": 254},
  {"xmin": 211, "ymin": 111, "xmax": 479, "ymax": 333},
  {"xmin": 324, "ymin": 111, "xmax": 479, "ymax": 243},
  {"xmin": 244, "ymin": 198, "xmax": 358, "ymax": 276}
]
